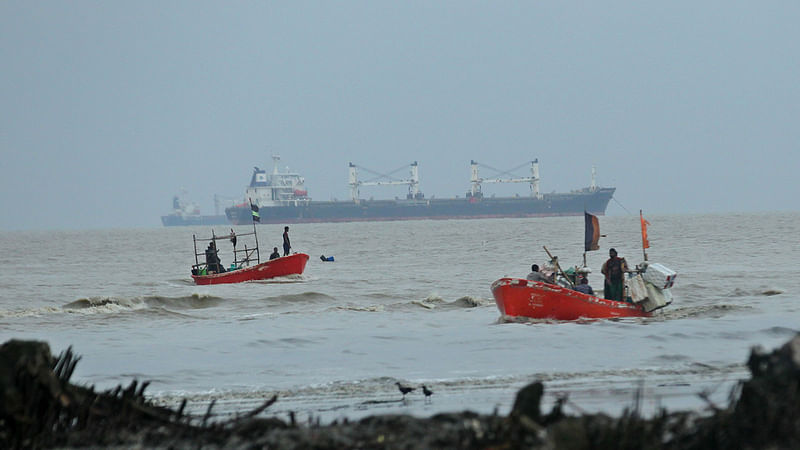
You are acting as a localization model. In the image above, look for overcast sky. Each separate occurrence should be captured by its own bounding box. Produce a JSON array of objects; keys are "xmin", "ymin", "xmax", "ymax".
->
[{"xmin": 2, "ymin": 1, "xmax": 798, "ymax": 230}]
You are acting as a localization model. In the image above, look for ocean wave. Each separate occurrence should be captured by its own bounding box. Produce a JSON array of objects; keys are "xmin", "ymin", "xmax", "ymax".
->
[
  {"xmin": 259, "ymin": 292, "xmax": 336, "ymax": 304},
  {"xmin": 333, "ymin": 304, "xmax": 385, "ymax": 313},
  {"xmin": 729, "ymin": 287, "xmax": 785, "ymax": 297},
  {"xmin": 63, "ymin": 297, "xmax": 150, "ymax": 313},
  {"xmin": 494, "ymin": 315, "xmax": 559, "ymax": 325},
  {"xmin": 0, "ymin": 298, "xmax": 210, "ymax": 319},
  {"xmin": 663, "ymin": 303, "xmax": 754, "ymax": 320},
  {"xmin": 249, "ymin": 274, "xmax": 307, "ymax": 284},
  {"xmin": 450, "ymin": 296, "xmax": 492, "ymax": 308},
  {"xmin": 63, "ymin": 293, "xmax": 225, "ymax": 313},
  {"xmin": 411, "ymin": 294, "xmax": 490, "ymax": 310},
  {"xmin": 145, "ymin": 293, "xmax": 225, "ymax": 309},
  {"xmin": 364, "ymin": 293, "xmax": 397, "ymax": 300},
  {"xmin": 0, "ymin": 306, "xmax": 65, "ymax": 318}
]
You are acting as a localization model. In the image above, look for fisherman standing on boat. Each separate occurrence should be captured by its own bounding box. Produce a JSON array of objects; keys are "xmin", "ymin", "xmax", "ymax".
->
[
  {"xmin": 282, "ymin": 226, "xmax": 291, "ymax": 256},
  {"xmin": 205, "ymin": 241, "xmax": 225, "ymax": 274},
  {"xmin": 601, "ymin": 248, "xmax": 627, "ymax": 301}
]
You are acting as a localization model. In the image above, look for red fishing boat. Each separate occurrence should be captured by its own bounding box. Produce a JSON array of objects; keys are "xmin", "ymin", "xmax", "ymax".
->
[
  {"xmin": 491, "ymin": 278, "xmax": 650, "ymax": 320},
  {"xmin": 192, "ymin": 253, "xmax": 309, "ymax": 285},
  {"xmin": 190, "ymin": 224, "xmax": 309, "ymax": 285},
  {"xmin": 491, "ymin": 211, "xmax": 676, "ymax": 320}
]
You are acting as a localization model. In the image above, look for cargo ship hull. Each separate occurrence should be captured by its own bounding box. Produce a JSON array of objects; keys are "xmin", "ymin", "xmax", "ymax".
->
[
  {"xmin": 161, "ymin": 214, "xmax": 229, "ymax": 227},
  {"xmin": 226, "ymin": 188, "xmax": 615, "ymax": 225}
]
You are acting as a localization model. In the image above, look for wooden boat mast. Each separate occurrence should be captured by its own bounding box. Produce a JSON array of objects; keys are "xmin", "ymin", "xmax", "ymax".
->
[
  {"xmin": 543, "ymin": 245, "xmax": 575, "ymax": 288},
  {"xmin": 192, "ymin": 227, "xmax": 261, "ymax": 271},
  {"xmin": 252, "ymin": 218, "xmax": 260, "ymax": 264}
]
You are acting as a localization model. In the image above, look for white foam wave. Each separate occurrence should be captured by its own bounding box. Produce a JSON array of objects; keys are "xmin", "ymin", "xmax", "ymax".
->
[
  {"xmin": 0, "ymin": 306, "xmax": 64, "ymax": 318},
  {"xmin": 63, "ymin": 296, "xmax": 149, "ymax": 315}
]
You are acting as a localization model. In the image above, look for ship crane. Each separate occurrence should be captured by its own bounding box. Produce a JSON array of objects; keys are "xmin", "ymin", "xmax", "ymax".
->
[
  {"xmin": 349, "ymin": 161, "xmax": 423, "ymax": 203},
  {"xmin": 469, "ymin": 159, "xmax": 542, "ymax": 199}
]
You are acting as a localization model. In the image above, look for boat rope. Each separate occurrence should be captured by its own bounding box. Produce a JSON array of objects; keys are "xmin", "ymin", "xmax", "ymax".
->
[{"xmin": 612, "ymin": 196, "xmax": 633, "ymax": 215}]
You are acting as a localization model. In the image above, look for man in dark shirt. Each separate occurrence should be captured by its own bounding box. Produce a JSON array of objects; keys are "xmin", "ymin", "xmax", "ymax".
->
[
  {"xmin": 269, "ymin": 247, "xmax": 281, "ymax": 260},
  {"xmin": 282, "ymin": 226, "xmax": 291, "ymax": 256},
  {"xmin": 601, "ymin": 248, "xmax": 627, "ymax": 301},
  {"xmin": 204, "ymin": 242, "xmax": 225, "ymax": 273}
]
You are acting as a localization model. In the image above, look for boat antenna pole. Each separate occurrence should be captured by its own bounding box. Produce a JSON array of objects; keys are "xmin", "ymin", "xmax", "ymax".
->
[
  {"xmin": 254, "ymin": 221, "xmax": 260, "ymax": 264},
  {"xmin": 543, "ymin": 245, "xmax": 575, "ymax": 288},
  {"xmin": 250, "ymin": 199, "xmax": 260, "ymax": 264},
  {"xmin": 193, "ymin": 234, "xmax": 199, "ymax": 267}
]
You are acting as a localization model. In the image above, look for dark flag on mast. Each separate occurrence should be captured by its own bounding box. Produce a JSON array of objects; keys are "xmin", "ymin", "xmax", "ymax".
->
[
  {"xmin": 585, "ymin": 212, "xmax": 600, "ymax": 251},
  {"xmin": 250, "ymin": 202, "xmax": 260, "ymax": 222}
]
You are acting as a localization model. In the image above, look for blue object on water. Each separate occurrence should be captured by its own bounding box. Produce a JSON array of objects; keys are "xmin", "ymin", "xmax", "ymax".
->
[{"xmin": 326, "ymin": 256, "xmax": 334, "ymax": 262}]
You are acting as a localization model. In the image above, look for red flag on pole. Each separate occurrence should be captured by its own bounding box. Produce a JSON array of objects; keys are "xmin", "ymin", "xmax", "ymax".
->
[{"xmin": 640, "ymin": 210, "xmax": 650, "ymax": 249}]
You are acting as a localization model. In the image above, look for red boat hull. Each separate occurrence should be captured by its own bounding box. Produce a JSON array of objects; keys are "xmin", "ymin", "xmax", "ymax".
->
[
  {"xmin": 491, "ymin": 277, "xmax": 650, "ymax": 320},
  {"xmin": 192, "ymin": 253, "xmax": 309, "ymax": 285}
]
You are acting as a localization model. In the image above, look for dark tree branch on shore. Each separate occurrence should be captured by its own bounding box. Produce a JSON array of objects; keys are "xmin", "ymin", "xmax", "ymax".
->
[{"xmin": 2, "ymin": 335, "xmax": 800, "ymax": 449}]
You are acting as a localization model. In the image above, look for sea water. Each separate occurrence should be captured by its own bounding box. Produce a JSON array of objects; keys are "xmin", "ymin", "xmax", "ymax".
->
[{"xmin": 1, "ymin": 213, "xmax": 798, "ymax": 423}]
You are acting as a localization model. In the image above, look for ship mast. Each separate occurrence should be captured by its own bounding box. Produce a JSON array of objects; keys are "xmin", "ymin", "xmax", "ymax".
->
[
  {"xmin": 349, "ymin": 161, "xmax": 422, "ymax": 202},
  {"xmin": 272, "ymin": 155, "xmax": 281, "ymax": 175},
  {"xmin": 470, "ymin": 160, "xmax": 541, "ymax": 199}
]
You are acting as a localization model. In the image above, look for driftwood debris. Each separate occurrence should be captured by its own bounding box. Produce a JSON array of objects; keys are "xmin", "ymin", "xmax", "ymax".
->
[
  {"xmin": 0, "ymin": 339, "xmax": 280, "ymax": 448},
  {"xmin": 2, "ymin": 335, "xmax": 800, "ymax": 449}
]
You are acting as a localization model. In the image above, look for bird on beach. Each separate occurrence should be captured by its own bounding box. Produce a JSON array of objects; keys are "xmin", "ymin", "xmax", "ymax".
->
[
  {"xmin": 421, "ymin": 385, "xmax": 433, "ymax": 403},
  {"xmin": 395, "ymin": 382, "xmax": 415, "ymax": 400}
]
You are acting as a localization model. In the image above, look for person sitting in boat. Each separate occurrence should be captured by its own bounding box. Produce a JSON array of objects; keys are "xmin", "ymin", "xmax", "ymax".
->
[
  {"xmin": 205, "ymin": 241, "xmax": 225, "ymax": 274},
  {"xmin": 573, "ymin": 277, "xmax": 594, "ymax": 296},
  {"xmin": 601, "ymin": 248, "xmax": 628, "ymax": 301},
  {"xmin": 526, "ymin": 264, "xmax": 549, "ymax": 283},
  {"xmin": 269, "ymin": 247, "xmax": 281, "ymax": 260}
]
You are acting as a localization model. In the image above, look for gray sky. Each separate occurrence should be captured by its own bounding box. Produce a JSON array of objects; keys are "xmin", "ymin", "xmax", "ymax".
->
[{"xmin": 2, "ymin": 1, "xmax": 799, "ymax": 230}]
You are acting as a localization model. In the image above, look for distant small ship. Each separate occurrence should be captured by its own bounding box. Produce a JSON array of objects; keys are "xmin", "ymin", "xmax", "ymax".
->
[
  {"xmin": 225, "ymin": 156, "xmax": 615, "ymax": 224},
  {"xmin": 161, "ymin": 191, "xmax": 228, "ymax": 227}
]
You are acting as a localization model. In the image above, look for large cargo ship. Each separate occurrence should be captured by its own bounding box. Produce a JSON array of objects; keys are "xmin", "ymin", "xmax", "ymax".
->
[{"xmin": 225, "ymin": 156, "xmax": 615, "ymax": 225}]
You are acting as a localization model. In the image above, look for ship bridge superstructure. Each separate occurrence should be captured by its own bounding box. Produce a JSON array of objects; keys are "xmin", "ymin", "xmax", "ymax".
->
[
  {"xmin": 348, "ymin": 161, "xmax": 423, "ymax": 203},
  {"xmin": 246, "ymin": 155, "xmax": 310, "ymax": 207},
  {"xmin": 171, "ymin": 188, "xmax": 201, "ymax": 216},
  {"xmin": 468, "ymin": 160, "xmax": 542, "ymax": 199}
]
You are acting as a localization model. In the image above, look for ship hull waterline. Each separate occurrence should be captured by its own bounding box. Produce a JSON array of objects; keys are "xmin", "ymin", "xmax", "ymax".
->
[
  {"xmin": 227, "ymin": 188, "xmax": 615, "ymax": 225},
  {"xmin": 161, "ymin": 215, "xmax": 229, "ymax": 227},
  {"xmin": 192, "ymin": 253, "xmax": 309, "ymax": 285},
  {"xmin": 491, "ymin": 277, "xmax": 650, "ymax": 320}
]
